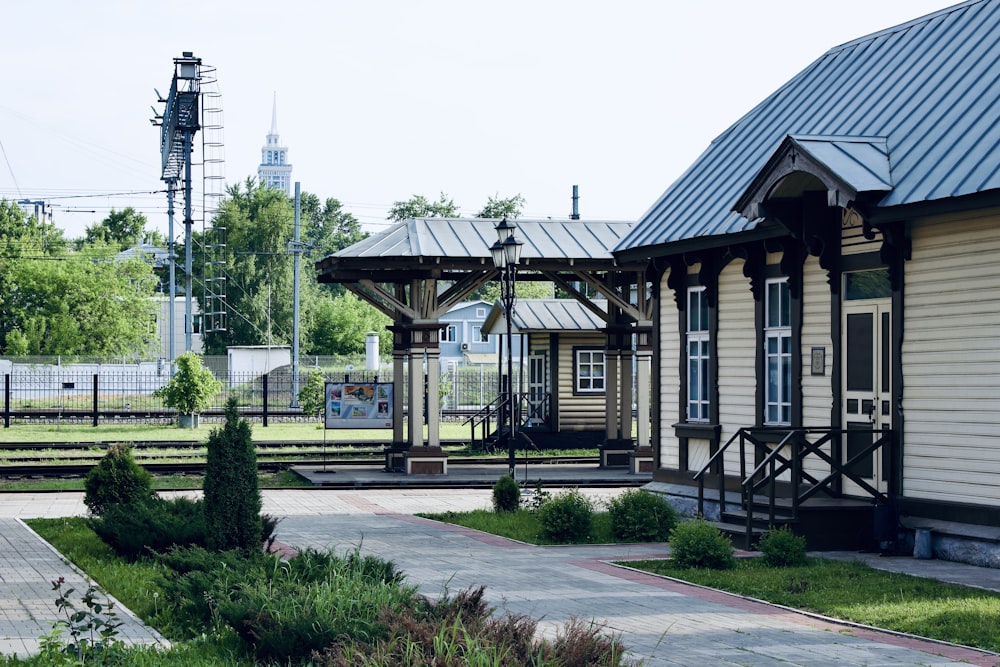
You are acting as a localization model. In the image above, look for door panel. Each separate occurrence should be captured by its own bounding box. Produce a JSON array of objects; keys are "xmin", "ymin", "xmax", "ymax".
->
[
  {"xmin": 526, "ymin": 354, "xmax": 547, "ymax": 426},
  {"xmin": 842, "ymin": 298, "xmax": 890, "ymax": 495}
]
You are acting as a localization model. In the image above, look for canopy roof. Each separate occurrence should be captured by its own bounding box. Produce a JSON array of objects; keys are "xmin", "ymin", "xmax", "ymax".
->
[{"xmin": 316, "ymin": 217, "xmax": 637, "ymax": 284}]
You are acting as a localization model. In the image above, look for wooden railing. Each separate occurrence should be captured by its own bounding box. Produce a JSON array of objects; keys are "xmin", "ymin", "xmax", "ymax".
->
[{"xmin": 694, "ymin": 426, "xmax": 893, "ymax": 546}]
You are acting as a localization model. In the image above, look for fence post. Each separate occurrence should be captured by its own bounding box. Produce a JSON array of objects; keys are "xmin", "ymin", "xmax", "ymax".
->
[
  {"xmin": 4, "ymin": 374, "xmax": 9, "ymax": 428},
  {"xmin": 262, "ymin": 373, "xmax": 269, "ymax": 427},
  {"xmin": 92, "ymin": 373, "xmax": 99, "ymax": 427}
]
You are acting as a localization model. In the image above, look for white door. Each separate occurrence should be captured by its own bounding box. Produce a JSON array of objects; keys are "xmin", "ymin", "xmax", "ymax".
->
[{"xmin": 842, "ymin": 297, "xmax": 891, "ymax": 496}]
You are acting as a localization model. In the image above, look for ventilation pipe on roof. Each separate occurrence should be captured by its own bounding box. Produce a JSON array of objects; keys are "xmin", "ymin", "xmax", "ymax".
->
[{"xmin": 570, "ymin": 184, "xmax": 580, "ymax": 220}]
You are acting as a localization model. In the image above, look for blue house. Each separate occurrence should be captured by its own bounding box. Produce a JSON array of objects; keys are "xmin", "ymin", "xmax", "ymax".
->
[{"xmin": 438, "ymin": 300, "xmax": 500, "ymax": 366}]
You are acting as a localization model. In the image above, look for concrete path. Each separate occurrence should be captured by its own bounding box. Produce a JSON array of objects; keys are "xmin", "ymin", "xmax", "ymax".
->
[{"xmin": 1, "ymin": 489, "xmax": 999, "ymax": 666}]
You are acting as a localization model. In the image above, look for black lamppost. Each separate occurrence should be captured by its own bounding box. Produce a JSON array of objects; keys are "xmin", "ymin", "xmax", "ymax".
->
[{"xmin": 491, "ymin": 218, "xmax": 523, "ymax": 478}]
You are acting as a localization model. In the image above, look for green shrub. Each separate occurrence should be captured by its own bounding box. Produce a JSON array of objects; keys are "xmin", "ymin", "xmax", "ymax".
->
[
  {"xmin": 606, "ymin": 489, "xmax": 678, "ymax": 542},
  {"xmin": 298, "ymin": 370, "xmax": 327, "ymax": 418},
  {"xmin": 669, "ymin": 518, "xmax": 735, "ymax": 569},
  {"xmin": 492, "ymin": 475, "xmax": 520, "ymax": 513},
  {"xmin": 757, "ymin": 525, "xmax": 808, "ymax": 567},
  {"xmin": 204, "ymin": 398, "xmax": 262, "ymax": 553},
  {"xmin": 538, "ymin": 489, "xmax": 593, "ymax": 543},
  {"xmin": 89, "ymin": 497, "xmax": 207, "ymax": 560},
  {"xmin": 153, "ymin": 546, "xmax": 256, "ymax": 636},
  {"xmin": 153, "ymin": 351, "xmax": 222, "ymax": 421},
  {"xmin": 83, "ymin": 444, "xmax": 154, "ymax": 516},
  {"xmin": 216, "ymin": 548, "xmax": 415, "ymax": 663},
  {"xmin": 314, "ymin": 585, "xmax": 629, "ymax": 667}
]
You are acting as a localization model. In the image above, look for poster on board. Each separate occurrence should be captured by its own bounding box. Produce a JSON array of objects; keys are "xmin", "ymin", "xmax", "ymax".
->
[{"xmin": 324, "ymin": 382, "xmax": 392, "ymax": 429}]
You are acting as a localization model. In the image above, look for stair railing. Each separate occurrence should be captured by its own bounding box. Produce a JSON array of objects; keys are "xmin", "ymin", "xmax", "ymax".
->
[
  {"xmin": 462, "ymin": 394, "xmax": 505, "ymax": 452},
  {"xmin": 695, "ymin": 426, "xmax": 894, "ymax": 549}
]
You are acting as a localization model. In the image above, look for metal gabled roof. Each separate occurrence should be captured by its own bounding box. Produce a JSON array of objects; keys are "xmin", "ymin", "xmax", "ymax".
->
[
  {"xmin": 618, "ymin": 0, "xmax": 1000, "ymax": 255},
  {"xmin": 484, "ymin": 299, "xmax": 608, "ymax": 335},
  {"xmin": 734, "ymin": 135, "xmax": 893, "ymax": 219},
  {"xmin": 317, "ymin": 217, "xmax": 636, "ymax": 281},
  {"xmin": 334, "ymin": 218, "xmax": 633, "ymax": 262},
  {"xmin": 787, "ymin": 135, "xmax": 892, "ymax": 194}
]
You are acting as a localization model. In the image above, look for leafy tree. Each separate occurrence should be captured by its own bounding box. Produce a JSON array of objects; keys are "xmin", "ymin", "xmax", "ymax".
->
[
  {"xmin": 298, "ymin": 370, "xmax": 327, "ymax": 417},
  {"xmin": 203, "ymin": 397, "xmax": 262, "ymax": 552},
  {"xmin": 300, "ymin": 192, "xmax": 366, "ymax": 259},
  {"xmin": 153, "ymin": 352, "xmax": 222, "ymax": 422},
  {"xmin": 309, "ymin": 292, "xmax": 391, "ymax": 356},
  {"xmin": 476, "ymin": 193, "xmax": 525, "ymax": 219},
  {"xmin": 1, "ymin": 247, "xmax": 158, "ymax": 356},
  {"xmin": 386, "ymin": 192, "xmax": 459, "ymax": 222},
  {"xmin": 201, "ymin": 179, "xmax": 307, "ymax": 354},
  {"xmin": 474, "ymin": 279, "xmax": 554, "ymax": 304},
  {"xmin": 83, "ymin": 207, "xmax": 148, "ymax": 250}
]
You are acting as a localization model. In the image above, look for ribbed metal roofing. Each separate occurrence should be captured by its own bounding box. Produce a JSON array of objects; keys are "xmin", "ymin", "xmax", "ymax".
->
[
  {"xmin": 484, "ymin": 299, "xmax": 607, "ymax": 335},
  {"xmin": 618, "ymin": 0, "xmax": 1000, "ymax": 254},
  {"xmin": 334, "ymin": 218, "xmax": 633, "ymax": 263},
  {"xmin": 512, "ymin": 299, "xmax": 607, "ymax": 332}
]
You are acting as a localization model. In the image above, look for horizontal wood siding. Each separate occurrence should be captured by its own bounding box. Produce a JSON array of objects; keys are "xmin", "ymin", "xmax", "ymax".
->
[
  {"xmin": 903, "ymin": 212, "xmax": 1000, "ymax": 506},
  {"xmin": 717, "ymin": 260, "xmax": 755, "ymax": 473},
  {"xmin": 659, "ymin": 269, "xmax": 681, "ymax": 469},
  {"xmin": 556, "ymin": 332, "xmax": 606, "ymax": 431},
  {"xmin": 801, "ymin": 255, "xmax": 834, "ymax": 479},
  {"xmin": 842, "ymin": 208, "xmax": 882, "ymax": 255}
]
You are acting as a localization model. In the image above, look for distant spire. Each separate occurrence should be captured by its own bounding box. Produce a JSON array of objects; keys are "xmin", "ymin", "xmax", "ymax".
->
[{"xmin": 270, "ymin": 92, "xmax": 278, "ymax": 136}]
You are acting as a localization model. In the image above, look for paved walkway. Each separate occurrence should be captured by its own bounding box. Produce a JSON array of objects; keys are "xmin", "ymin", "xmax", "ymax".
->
[{"xmin": 1, "ymin": 489, "xmax": 999, "ymax": 665}]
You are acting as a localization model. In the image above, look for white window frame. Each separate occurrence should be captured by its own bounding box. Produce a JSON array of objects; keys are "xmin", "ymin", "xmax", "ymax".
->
[
  {"xmin": 575, "ymin": 349, "xmax": 605, "ymax": 394},
  {"xmin": 687, "ymin": 287, "xmax": 710, "ymax": 422},
  {"xmin": 765, "ymin": 278, "xmax": 792, "ymax": 425},
  {"xmin": 443, "ymin": 324, "xmax": 457, "ymax": 342}
]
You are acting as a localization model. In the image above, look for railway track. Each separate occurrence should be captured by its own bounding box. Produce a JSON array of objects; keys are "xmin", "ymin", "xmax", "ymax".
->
[{"xmin": 0, "ymin": 440, "xmax": 599, "ymax": 479}]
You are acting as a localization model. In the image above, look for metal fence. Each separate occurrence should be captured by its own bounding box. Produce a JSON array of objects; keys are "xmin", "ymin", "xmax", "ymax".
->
[{"xmin": 2, "ymin": 362, "xmax": 505, "ymax": 427}]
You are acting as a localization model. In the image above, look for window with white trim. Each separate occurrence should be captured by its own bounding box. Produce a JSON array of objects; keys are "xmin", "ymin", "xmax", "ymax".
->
[
  {"xmin": 687, "ymin": 287, "xmax": 710, "ymax": 421},
  {"xmin": 765, "ymin": 278, "xmax": 792, "ymax": 425},
  {"xmin": 575, "ymin": 349, "xmax": 605, "ymax": 393},
  {"xmin": 443, "ymin": 324, "xmax": 457, "ymax": 342}
]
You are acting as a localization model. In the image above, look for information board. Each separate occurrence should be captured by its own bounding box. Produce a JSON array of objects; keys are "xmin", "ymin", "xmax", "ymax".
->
[{"xmin": 324, "ymin": 382, "xmax": 393, "ymax": 429}]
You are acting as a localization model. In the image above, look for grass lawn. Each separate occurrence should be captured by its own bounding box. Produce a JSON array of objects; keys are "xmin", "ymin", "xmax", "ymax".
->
[
  {"xmin": 422, "ymin": 508, "xmax": 621, "ymax": 545},
  {"xmin": 624, "ymin": 557, "xmax": 1000, "ymax": 653}
]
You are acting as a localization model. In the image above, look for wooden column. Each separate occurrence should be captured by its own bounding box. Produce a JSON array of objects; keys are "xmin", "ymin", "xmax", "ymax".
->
[
  {"xmin": 403, "ymin": 321, "xmax": 448, "ymax": 474},
  {"xmin": 631, "ymin": 325, "xmax": 655, "ymax": 473}
]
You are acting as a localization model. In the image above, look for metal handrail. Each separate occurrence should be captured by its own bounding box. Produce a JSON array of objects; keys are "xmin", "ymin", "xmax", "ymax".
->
[
  {"xmin": 462, "ymin": 394, "xmax": 505, "ymax": 451},
  {"xmin": 695, "ymin": 425, "xmax": 894, "ymax": 549}
]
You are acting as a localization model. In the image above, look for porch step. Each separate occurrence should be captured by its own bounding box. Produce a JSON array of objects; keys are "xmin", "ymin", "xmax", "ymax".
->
[
  {"xmin": 709, "ymin": 520, "xmax": 767, "ymax": 550},
  {"xmin": 721, "ymin": 508, "xmax": 795, "ymax": 529},
  {"xmin": 716, "ymin": 509, "xmax": 796, "ymax": 549}
]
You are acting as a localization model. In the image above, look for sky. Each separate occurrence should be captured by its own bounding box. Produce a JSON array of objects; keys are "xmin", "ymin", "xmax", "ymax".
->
[{"xmin": 1, "ymin": 0, "xmax": 954, "ymax": 241}]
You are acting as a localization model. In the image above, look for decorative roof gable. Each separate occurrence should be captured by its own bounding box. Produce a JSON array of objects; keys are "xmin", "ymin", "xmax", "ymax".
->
[{"xmin": 735, "ymin": 135, "xmax": 892, "ymax": 221}]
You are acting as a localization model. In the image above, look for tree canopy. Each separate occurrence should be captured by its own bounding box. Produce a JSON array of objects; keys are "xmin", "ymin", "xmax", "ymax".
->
[
  {"xmin": 82, "ymin": 207, "xmax": 150, "ymax": 250},
  {"xmin": 199, "ymin": 179, "xmax": 385, "ymax": 357},
  {"xmin": 476, "ymin": 193, "xmax": 525, "ymax": 219},
  {"xmin": 386, "ymin": 192, "xmax": 459, "ymax": 222},
  {"xmin": 0, "ymin": 200, "xmax": 159, "ymax": 357}
]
